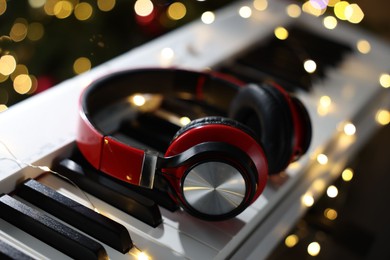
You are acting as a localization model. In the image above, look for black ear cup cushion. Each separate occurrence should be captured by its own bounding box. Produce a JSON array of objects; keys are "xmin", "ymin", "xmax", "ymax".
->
[
  {"xmin": 172, "ymin": 116, "xmax": 258, "ymax": 143},
  {"xmin": 229, "ymin": 84, "xmax": 294, "ymax": 174}
]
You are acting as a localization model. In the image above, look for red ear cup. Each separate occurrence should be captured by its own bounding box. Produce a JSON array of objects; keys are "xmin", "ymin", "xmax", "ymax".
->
[{"xmin": 162, "ymin": 116, "xmax": 268, "ymax": 220}]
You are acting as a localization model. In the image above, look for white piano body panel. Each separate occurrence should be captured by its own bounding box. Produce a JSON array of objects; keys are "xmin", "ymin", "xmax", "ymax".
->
[{"xmin": 1, "ymin": 0, "xmax": 390, "ymax": 259}]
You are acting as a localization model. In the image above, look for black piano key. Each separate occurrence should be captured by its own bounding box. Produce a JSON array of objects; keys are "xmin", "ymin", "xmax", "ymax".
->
[
  {"xmin": 0, "ymin": 239, "xmax": 34, "ymax": 260},
  {"xmin": 16, "ymin": 179, "xmax": 133, "ymax": 253},
  {"xmin": 0, "ymin": 194, "xmax": 108, "ymax": 260},
  {"xmin": 53, "ymin": 158, "xmax": 164, "ymax": 227}
]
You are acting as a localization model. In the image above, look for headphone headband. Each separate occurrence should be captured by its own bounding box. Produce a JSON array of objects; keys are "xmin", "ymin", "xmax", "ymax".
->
[{"xmin": 77, "ymin": 68, "xmax": 242, "ymax": 188}]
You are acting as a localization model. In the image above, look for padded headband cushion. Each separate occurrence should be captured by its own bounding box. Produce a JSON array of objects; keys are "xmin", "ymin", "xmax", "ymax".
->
[
  {"xmin": 82, "ymin": 68, "xmax": 240, "ymax": 134},
  {"xmin": 229, "ymin": 84, "xmax": 294, "ymax": 174}
]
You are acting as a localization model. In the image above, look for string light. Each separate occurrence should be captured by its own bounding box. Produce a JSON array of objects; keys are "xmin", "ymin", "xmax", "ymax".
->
[
  {"xmin": 134, "ymin": 0, "xmax": 154, "ymax": 17},
  {"xmin": 285, "ymin": 234, "xmax": 299, "ymax": 247},
  {"xmin": 97, "ymin": 0, "xmax": 115, "ymax": 12},
  {"xmin": 0, "ymin": 0, "xmax": 6, "ymax": 15},
  {"xmin": 0, "ymin": 55, "xmax": 17, "ymax": 76},
  {"xmin": 334, "ymin": 1, "xmax": 349, "ymax": 20},
  {"xmin": 201, "ymin": 11, "xmax": 215, "ymax": 24},
  {"xmin": 356, "ymin": 39, "xmax": 371, "ymax": 54},
  {"xmin": 179, "ymin": 116, "xmax": 191, "ymax": 126},
  {"xmin": 324, "ymin": 208, "xmax": 338, "ymax": 220},
  {"xmin": 375, "ymin": 109, "xmax": 390, "ymax": 125},
  {"xmin": 167, "ymin": 2, "xmax": 186, "ymax": 21},
  {"xmin": 379, "ymin": 73, "xmax": 390, "ymax": 88},
  {"xmin": 253, "ymin": 0, "xmax": 268, "ymax": 11},
  {"xmin": 307, "ymin": 241, "xmax": 321, "ymax": 256},
  {"xmin": 345, "ymin": 3, "xmax": 364, "ymax": 24},
  {"xmin": 323, "ymin": 15, "xmax": 338, "ymax": 29},
  {"xmin": 316, "ymin": 153, "xmax": 328, "ymax": 165},
  {"xmin": 286, "ymin": 4, "xmax": 301, "ymax": 18},
  {"xmin": 274, "ymin": 26, "xmax": 289, "ymax": 40},
  {"xmin": 341, "ymin": 168, "xmax": 354, "ymax": 181},
  {"xmin": 326, "ymin": 185, "xmax": 338, "ymax": 198},
  {"xmin": 343, "ymin": 122, "xmax": 356, "ymax": 136},
  {"xmin": 302, "ymin": 193, "xmax": 315, "ymax": 207},
  {"xmin": 303, "ymin": 59, "xmax": 317, "ymax": 73},
  {"xmin": 238, "ymin": 6, "xmax": 252, "ymax": 18}
]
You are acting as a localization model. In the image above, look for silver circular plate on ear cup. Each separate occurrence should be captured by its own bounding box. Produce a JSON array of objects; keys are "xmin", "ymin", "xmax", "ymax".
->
[{"xmin": 182, "ymin": 161, "xmax": 246, "ymax": 216}]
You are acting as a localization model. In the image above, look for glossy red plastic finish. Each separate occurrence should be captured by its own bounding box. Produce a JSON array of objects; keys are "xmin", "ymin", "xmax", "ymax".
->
[{"xmin": 164, "ymin": 123, "xmax": 268, "ymax": 205}]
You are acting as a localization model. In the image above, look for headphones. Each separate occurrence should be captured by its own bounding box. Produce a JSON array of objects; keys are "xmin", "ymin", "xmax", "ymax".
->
[{"xmin": 76, "ymin": 68, "xmax": 312, "ymax": 221}]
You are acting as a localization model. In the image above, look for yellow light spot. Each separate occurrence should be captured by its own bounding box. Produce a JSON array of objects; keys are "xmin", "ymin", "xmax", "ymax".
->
[
  {"xmin": 342, "ymin": 168, "xmax": 354, "ymax": 181},
  {"xmin": 302, "ymin": 1, "xmax": 325, "ymax": 16},
  {"xmin": 28, "ymin": 0, "xmax": 46, "ymax": 8},
  {"xmin": 132, "ymin": 94, "xmax": 146, "ymax": 106},
  {"xmin": 75, "ymin": 2, "xmax": 93, "ymax": 21},
  {"xmin": 356, "ymin": 39, "xmax": 371, "ymax": 54},
  {"xmin": 179, "ymin": 117, "xmax": 191, "ymax": 126},
  {"xmin": 27, "ymin": 22, "xmax": 45, "ymax": 41},
  {"xmin": 167, "ymin": 2, "xmax": 186, "ymax": 20},
  {"xmin": 253, "ymin": 0, "xmax": 268, "ymax": 11},
  {"xmin": 302, "ymin": 193, "xmax": 315, "ymax": 207},
  {"xmin": 326, "ymin": 185, "xmax": 338, "ymax": 198},
  {"xmin": 345, "ymin": 3, "xmax": 364, "ymax": 24},
  {"xmin": 328, "ymin": 0, "xmax": 340, "ymax": 7},
  {"xmin": 160, "ymin": 47, "xmax": 174, "ymax": 61},
  {"xmin": 13, "ymin": 74, "xmax": 32, "ymax": 94},
  {"xmin": 11, "ymin": 64, "xmax": 29, "ymax": 81},
  {"xmin": 307, "ymin": 242, "xmax": 321, "ymax": 256},
  {"xmin": 54, "ymin": 1, "xmax": 73, "ymax": 19},
  {"xmin": 323, "ymin": 15, "xmax": 338, "ymax": 29},
  {"xmin": 334, "ymin": 1, "xmax": 349, "ymax": 20},
  {"xmin": 319, "ymin": 95, "xmax": 332, "ymax": 108},
  {"xmin": 10, "ymin": 19, "xmax": 28, "ymax": 42},
  {"xmin": 0, "ymin": 104, "xmax": 8, "ymax": 112},
  {"xmin": 274, "ymin": 26, "xmax": 289, "ymax": 40},
  {"xmin": 0, "ymin": 55, "xmax": 17, "ymax": 76},
  {"xmin": 375, "ymin": 109, "xmax": 390, "ymax": 125},
  {"xmin": 286, "ymin": 4, "xmax": 301, "ymax": 18},
  {"xmin": 44, "ymin": 0, "xmax": 57, "ymax": 15},
  {"xmin": 201, "ymin": 11, "xmax": 215, "ymax": 24},
  {"xmin": 0, "ymin": 0, "xmax": 7, "ymax": 16},
  {"xmin": 304, "ymin": 59, "xmax": 317, "ymax": 73},
  {"xmin": 134, "ymin": 0, "xmax": 154, "ymax": 17},
  {"xmin": 97, "ymin": 0, "xmax": 115, "ymax": 12},
  {"xmin": 239, "ymin": 6, "xmax": 252, "ymax": 18},
  {"xmin": 324, "ymin": 208, "xmax": 338, "ymax": 220},
  {"xmin": 73, "ymin": 57, "xmax": 91, "ymax": 74},
  {"xmin": 317, "ymin": 154, "xmax": 328, "ymax": 165},
  {"xmin": 137, "ymin": 251, "xmax": 149, "ymax": 260},
  {"xmin": 379, "ymin": 73, "xmax": 390, "ymax": 88},
  {"xmin": 343, "ymin": 122, "xmax": 356, "ymax": 136},
  {"xmin": 285, "ymin": 234, "xmax": 299, "ymax": 247}
]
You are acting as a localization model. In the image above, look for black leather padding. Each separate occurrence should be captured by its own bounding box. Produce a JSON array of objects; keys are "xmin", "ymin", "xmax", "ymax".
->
[{"xmin": 228, "ymin": 84, "xmax": 294, "ymax": 174}]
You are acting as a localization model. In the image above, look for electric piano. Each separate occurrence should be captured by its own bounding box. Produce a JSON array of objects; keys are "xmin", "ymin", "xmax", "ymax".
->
[{"xmin": 1, "ymin": 0, "xmax": 389, "ymax": 259}]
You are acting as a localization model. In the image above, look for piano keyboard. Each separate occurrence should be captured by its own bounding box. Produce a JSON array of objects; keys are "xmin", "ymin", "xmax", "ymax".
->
[{"xmin": 1, "ymin": 0, "xmax": 389, "ymax": 259}]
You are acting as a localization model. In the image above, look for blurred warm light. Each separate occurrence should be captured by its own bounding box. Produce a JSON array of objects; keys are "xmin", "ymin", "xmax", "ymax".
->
[
  {"xmin": 286, "ymin": 4, "xmax": 301, "ymax": 18},
  {"xmin": 132, "ymin": 94, "xmax": 146, "ymax": 107},
  {"xmin": 54, "ymin": 1, "xmax": 73, "ymax": 19},
  {"xmin": 343, "ymin": 122, "xmax": 356, "ymax": 136},
  {"xmin": 312, "ymin": 179, "xmax": 326, "ymax": 192},
  {"xmin": 73, "ymin": 57, "xmax": 91, "ymax": 74},
  {"xmin": 307, "ymin": 242, "xmax": 321, "ymax": 256},
  {"xmin": 0, "ymin": 55, "xmax": 17, "ymax": 76},
  {"xmin": 274, "ymin": 26, "xmax": 289, "ymax": 40},
  {"xmin": 253, "ymin": 0, "xmax": 268, "ymax": 11},
  {"xmin": 327, "ymin": 0, "xmax": 340, "ymax": 7},
  {"xmin": 134, "ymin": 0, "xmax": 154, "ymax": 17},
  {"xmin": 303, "ymin": 59, "xmax": 317, "ymax": 73},
  {"xmin": 345, "ymin": 3, "xmax": 364, "ymax": 24},
  {"xmin": 0, "ymin": 104, "xmax": 8, "ymax": 112},
  {"xmin": 342, "ymin": 168, "xmax": 354, "ymax": 181},
  {"xmin": 334, "ymin": 1, "xmax": 349, "ymax": 20},
  {"xmin": 376, "ymin": 109, "xmax": 390, "ymax": 125},
  {"xmin": 13, "ymin": 74, "xmax": 32, "ymax": 94},
  {"xmin": 326, "ymin": 185, "xmax": 338, "ymax": 198},
  {"xmin": 0, "ymin": 0, "xmax": 6, "ymax": 16},
  {"xmin": 285, "ymin": 234, "xmax": 299, "ymax": 247},
  {"xmin": 167, "ymin": 2, "xmax": 186, "ymax": 20},
  {"xmin": 323, "ymin": 15, "xmax": 338, "ymax": 29},
  {"xmin": 28, "ymin": 74, "xmax": 38, "ymax": 94},
  {"xmin": 11, "ymin": 64, "xmax": 29, "ymax": 81},
  {"xmin": 356, "ymin": 39, "xmax": 371, "ymax": 54},
  {"xmin": 0, "ymin": 73, "xmax": 8, "ymax": 83},
  {"xmin": 179, "ymin": 117, "xmax": 191, "ymax": 126},
  {"xmin": 310, "ymin": 0, "xmax": 328, "ymax": 10},
  {"xmin": 317, "ymin": 153, "xmax": 328, "ymax": 165},
  {"xmin": 238, "ymin": 6, "xmax": 252, "ymax": 18},
  {"xmin": 201, "ymin": 11, "xmax": 215, "ymax": 24},
  {"xmin": 28, "ymin": 0, "xmax": 46, "ymax": 9},
  {"xmin": 379, "ymin": 73, "xmax": 390, "ymax": 88},
  {"xmin": 97, "ymin": 0, "xmax": 115, "ymax": 12},
  {"xmin": 302, "ymin": 193, "xmax": 315, "ymax": 207},
  {"xmin": 44, "ymin": 0, "xmax": 58, "ymax": 16},
  {"xmin": 27, "ymin": 22, "xmax": 45, "ymax": 41},
  {"xmin": 75, "ymin": 2, "xmax": 93, "ymax": 21},
  {"xmin": 324, "ymin": 208, "xmax": 338, "ymax": 220},
  {"xmin": 137, "ymin": 251, "xmax": 150, "ymax": 260},
  {"xmin": 319, "ymin": 95, "xmax": 332, "ymax": 108},
  {"xmin": 160, "ymin": 47, "xmax": 174, "ymax": 62},
  {"xmin": 10, "ymin": 19, "xmax": 28, "ymax": 42},
  {"xmin": 302, "ymin": 1, "xmax": 326, "ymax": 16}
]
